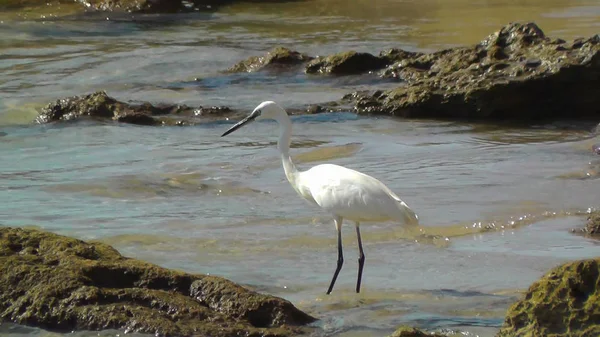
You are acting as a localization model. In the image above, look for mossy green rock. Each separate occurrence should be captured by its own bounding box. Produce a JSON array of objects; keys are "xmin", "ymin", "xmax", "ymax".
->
[
  {"xmin": 497, "ymin": 258, "xmax": 600, "ymax": 337},
  {"xmin": 305, "ymin": 51, "xmax": 389, "ymax": 75},
  {"xmin": 35, "ymin": 91, "xmax": 237, "ymax": 126},
  {"xmin": 344, "ymin": 22, "xmax": 600, "ymax": 120},
  {"xmin": 35, "ymin": 91, "xmax": 337, "ymax": 126},
  {"xmin": 226, "ymin": 46, "xmax": 314, "ymax": 73},
  {"xmin": 587, "ymin": 211, "xmax": 600, "ymax": 235},
  {"xmin": 388, "ymin": 325, "xmax": 445, "ymax": 337},
  {"xmin": 0, "ymin": 226, "xmax": 316, "ymax": 336}
]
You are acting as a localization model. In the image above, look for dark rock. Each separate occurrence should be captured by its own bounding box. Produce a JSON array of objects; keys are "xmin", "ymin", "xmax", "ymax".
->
[
  {"xmin": 35, "ymin": 91, "xmax": 343, "ymax": 126},
  {"xmin": 35, "ymin": 91, "xmax": 240, "ymax": 126},
  {"xmin": 388, "ymin": 325, "xmax": 445, "ymax": 337},
  {"xmin": 192, "ymin": 105, "xmax": 233, "ymax": 116},
  {"xmin": 587, "ymin": 211, "xmax": 600, "ymax": 235},
  {"xmin": 342, "ymin": 22, "xmax": 600, "ymax": 121},
  {"xmin": 305, "ymin": 51, "xmax": 389, "ymax": 75},
  {"xmin": 593, "ymin": 143, "xmax": 600, "ymax": 155},
  {"xmin": 0, "ymin": 226, "xmax": 316, "ymax": 336},
  {"xmin": 497, "ymin": 258, "xmax": 600, "ymax": 337},
  {"xmin": 36, "ymin": 91, "xmax": 118, "ymax": 123},
  {"xmin": 226, "ymin": 47, "xmax": 314, "ymax": 73},
  {"xmin": 571, "ymin": 211, "xmax": 600, "ymax": 240},
  {"xmin": 190, "ymin": 277, "xmax": 310, "ymax": 327},
  {"xmin": 378, "ymin": 48, "xmax": 425, "ymax": 65},
  {"xmin": 116, "ymin": 113, "xmax": 159, "ymax": 125}
]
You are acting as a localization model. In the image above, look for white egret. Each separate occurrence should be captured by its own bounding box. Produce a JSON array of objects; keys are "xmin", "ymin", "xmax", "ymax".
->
[{"xmin": 221, "ymin": 101, "xmax": 419, "ymax": 294}]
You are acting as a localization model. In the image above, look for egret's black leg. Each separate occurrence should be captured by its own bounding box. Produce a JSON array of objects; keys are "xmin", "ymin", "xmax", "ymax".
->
[
  {"xmin": 326, "ymin": 216, "xmax": 344, "ymax": 295},
  {"xmin": 355, "ymin": 222, "xmax": 366, "ymax": 293}
]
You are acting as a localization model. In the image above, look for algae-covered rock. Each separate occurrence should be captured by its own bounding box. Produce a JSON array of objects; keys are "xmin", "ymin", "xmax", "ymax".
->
[
  {"xmin": 35, "ymin": 91, "xmax": 238, "ymax": 126},
  {"xmin": 388, "ymin": 325, "xmax": 445, "ymax": 337},
  {"xmin": 305, "ymin": 51, "xmax": 389, "ymax": 75},
  {"xmin": 0, "ymin": 226, "xmax": 316, "ymax": 336},
  {"xmin": 37, "ymin": 91, "xmax": 159, "ymax": 125},
  {"xmin": 587, "ymin": 211, "xmax": 600, "ymax": 235},
  {"xmin": 35, "ymin": 91, "xmax": 340, "ymax": 126},
  {"xmin": 343, "ymin": 22, "xmax": 600, "ymax": 120},
  {"xmin": 497, "ymin": 258, "xmax": 600, "ymax": 337},
  {"xmin": 226, "ymin": 47, "xmax": 314, "ymax": 73}
]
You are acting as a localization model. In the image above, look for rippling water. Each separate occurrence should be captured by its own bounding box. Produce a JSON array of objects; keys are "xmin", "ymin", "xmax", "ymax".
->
[{"xmin": 1, "ymin": 1, "xmax": 600, "ymax": 336}]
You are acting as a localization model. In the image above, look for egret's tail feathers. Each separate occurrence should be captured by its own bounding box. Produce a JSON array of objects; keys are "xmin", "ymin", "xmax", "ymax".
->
[{"xmin": 399, "ymin": 201, "xmax": 419, "ymax": 226}]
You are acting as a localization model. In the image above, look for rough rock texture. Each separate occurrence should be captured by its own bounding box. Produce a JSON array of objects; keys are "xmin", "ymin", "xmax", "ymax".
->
[
  {"xmin": 497, "ymin": 258, "xmax": 600, "ymax": 337},
  {"xmin": 226, "ymin": 47, "xmax": 314, "ymax": 73},
  {"xmin": 36, "ymin": 91, "xmax": 238, "ymax": 126},
  {"xmin": 587, "ymin": 211, "xmax": 600, "ymax": 235},
  {"xmin": 0, "ymin": 226, "xmax": 316, "ymax": 336},
  {"xmin": 388, "ymin": 325, "xmax": 445, "ymax": 337},
  {"xmin": 305, "ymin": 51, "xmax": 390, "ymax": 75},
  {"xmin": 341, "ymin": 22, "xmax": 600, "ymax": 120},
  {"xmin": 221, "ymin": 22, "xmax": 599, "ymax": 121},
  {"xmin": 35, "ymin": 91, "xmax": 338, "ymax": 126},
  {"xmin": 37, "ymin": 22, "xmax": 600, "ymax": 126}
]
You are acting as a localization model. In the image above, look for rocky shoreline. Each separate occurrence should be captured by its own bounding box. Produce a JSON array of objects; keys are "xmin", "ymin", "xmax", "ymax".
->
[
  {"xmin": 33, "ymin": 22, "xmax": 600, "ymax": 128},
  {"xmin": 1, "ymin": 226, "xmax": 599, "ymax": 337},
  {"xmin": 3, "ymin": 7, "xmax": 600, "ymax": 336}
]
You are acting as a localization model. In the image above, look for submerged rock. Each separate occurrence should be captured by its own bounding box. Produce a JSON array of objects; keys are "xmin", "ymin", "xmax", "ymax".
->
[
  {"xmin": 0, "ymin": 226, "xmax": 316, "ymax": 336},
  {"xmin": 226, "ymin": 47, "xmax": 314, "ymax": 73},
  {"xmin": 305, "ymin": 51, "xmax": 389, "ymax": 75},
  {"xmin": 342, "ymin": 22, "xmax": 600, "ymax": 120},
  {"xmin": 497, "ymin": 258, "xmax": 600, "ymax": 337},
  {"xmin": 388, "ymin": 325, "xmax": 445, "ymax": 337},
  {"xmin": 36, "ymin": 91, "xmax": 238, "ymax": 126}
]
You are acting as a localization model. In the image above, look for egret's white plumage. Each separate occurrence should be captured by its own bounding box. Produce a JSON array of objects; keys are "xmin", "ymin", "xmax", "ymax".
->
[
  {"xmin": 297, "ymin": 164, "xmax": 418, "ymax": 224},
  {"xmin": 221, "ymin": 101, "xmax": 419, "ymax": 294}
]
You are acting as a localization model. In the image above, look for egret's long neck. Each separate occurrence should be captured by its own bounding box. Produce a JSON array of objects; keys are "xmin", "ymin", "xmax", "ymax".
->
[{"xmin": 277, "ymin": 115, "xmax": 299, "ymax": 184}]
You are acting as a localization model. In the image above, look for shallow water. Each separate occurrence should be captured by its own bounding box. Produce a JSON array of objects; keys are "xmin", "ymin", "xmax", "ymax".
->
[{"xmin": 1, "ymin": 1, "xmax": 600, "ymax": 336}]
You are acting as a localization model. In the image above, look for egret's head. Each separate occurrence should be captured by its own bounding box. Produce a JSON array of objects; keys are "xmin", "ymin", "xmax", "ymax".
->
[{"xmin": 221, "ymin": 101, "xmax": 285, "ymax": 137}]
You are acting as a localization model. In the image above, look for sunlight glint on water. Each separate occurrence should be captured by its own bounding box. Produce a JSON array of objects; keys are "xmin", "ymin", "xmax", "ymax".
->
[{"xmin": 1, "ymin": 0, "xmax": 600, "ymax": 336}]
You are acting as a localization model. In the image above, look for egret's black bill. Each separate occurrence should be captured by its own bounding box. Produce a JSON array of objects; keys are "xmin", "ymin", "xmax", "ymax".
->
[{"xmin": 221, "ymin": 114, "xmax": 256, "ymax": 137}]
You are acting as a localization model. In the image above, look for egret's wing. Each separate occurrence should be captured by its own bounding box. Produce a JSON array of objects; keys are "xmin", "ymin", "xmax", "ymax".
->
[
  {"xmin": 298, "ymin": 164, "xmax": 418, "ymax": 224},
  {"xmin": 299, "ymin": 165, "xmax": 386, "ymax": 212}
]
